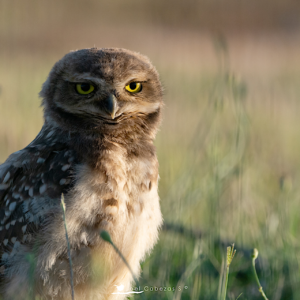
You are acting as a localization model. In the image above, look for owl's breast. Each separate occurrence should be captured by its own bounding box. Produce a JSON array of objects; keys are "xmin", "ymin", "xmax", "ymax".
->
[{"xmin": 63, "ymin": 148, "xmax": 161, "ymax": 248}]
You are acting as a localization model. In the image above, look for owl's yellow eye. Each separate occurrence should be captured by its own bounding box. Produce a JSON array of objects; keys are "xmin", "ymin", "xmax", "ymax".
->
[
  {"xmin": 125, "ymin": 82, "xmax": 142, "ymax": 93},
  {"xmin": 76, "ymin": 83, "xmax": 95, "ymax": 95}
]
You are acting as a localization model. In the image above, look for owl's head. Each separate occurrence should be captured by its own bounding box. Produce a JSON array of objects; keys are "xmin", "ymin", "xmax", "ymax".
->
[{"xmin": 40, "ymin": 48, "xmax": 163, "ymax": 139}]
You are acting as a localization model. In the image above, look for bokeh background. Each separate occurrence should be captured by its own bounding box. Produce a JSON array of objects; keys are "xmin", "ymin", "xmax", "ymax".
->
[{"xmin": 1, "ymin": 1, "xmax": 300, "ymax": 299}]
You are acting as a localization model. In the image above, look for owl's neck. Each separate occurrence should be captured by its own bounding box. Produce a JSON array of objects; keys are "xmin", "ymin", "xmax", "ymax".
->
[
  {"xmin": 44, "ymin": 107, "xmax": 161, "ymax": 168},
  {"xmin": 45, "ymin": 104, "xmax": 161, "ymax": 138}
]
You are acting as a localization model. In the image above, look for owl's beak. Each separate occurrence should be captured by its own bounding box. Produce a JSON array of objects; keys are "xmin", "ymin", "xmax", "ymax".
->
[{"xmin": 103, "ymin": 94, "xmax": 118, "ymax": 119}]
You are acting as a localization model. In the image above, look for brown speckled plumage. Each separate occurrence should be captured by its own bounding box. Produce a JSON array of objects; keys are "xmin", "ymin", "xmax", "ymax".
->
[{"xmin": 0, "ymin": 48, "xmax": 163, "ymax": 299}]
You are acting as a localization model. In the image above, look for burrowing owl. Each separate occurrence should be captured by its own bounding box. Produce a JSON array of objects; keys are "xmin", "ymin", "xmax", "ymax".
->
[{"xmin": 0, "ymin": 48, "xmax": 163, "ymax": 299}]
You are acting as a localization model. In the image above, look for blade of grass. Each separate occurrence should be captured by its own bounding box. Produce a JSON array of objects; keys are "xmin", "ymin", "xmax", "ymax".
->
[
  {"xmin": 222, "ymin": 244, "xmax": 236, "ymax": 300},
  {"xmin": 61, "ymin": 194, "xmax": 75, "ymax": 300},
  {"xmin": 251, "ymin": 248, "xmax": 268, "ymax": 300},
  {"xmin": 100, "ymin": 230, "xmax": 146, "ymax": 300}
]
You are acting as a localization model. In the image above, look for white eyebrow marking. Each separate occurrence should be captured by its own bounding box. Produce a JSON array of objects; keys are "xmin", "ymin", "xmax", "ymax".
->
[{"xmin": 63, "ymin": 73, "xmax": 106, "ymax": 85}]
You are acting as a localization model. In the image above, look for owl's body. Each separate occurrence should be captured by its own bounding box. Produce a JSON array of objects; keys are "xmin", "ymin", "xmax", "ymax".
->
[{"xmin": 0, "ymin": 48, "xmax": 163, "ymax": 299}]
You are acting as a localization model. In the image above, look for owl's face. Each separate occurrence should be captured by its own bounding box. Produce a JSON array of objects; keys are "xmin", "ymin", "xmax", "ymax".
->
[{"xmin": 41, "ymin": 48, "xmax": 163, "ymax": 135}]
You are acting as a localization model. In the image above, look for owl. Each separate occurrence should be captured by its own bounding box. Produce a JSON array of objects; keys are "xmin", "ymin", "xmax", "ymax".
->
[{"xmin": 0, "ymin": 48, "xmax": 163, "ymax": 299}]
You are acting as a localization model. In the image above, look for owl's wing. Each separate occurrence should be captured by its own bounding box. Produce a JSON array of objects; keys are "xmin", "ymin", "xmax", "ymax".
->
[{"xmin": 0, "ymin": 126, "xmax": 79, "ymax": 255}]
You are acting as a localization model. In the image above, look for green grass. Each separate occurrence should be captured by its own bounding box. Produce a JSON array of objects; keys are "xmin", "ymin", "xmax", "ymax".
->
[{"xmin": 140, "ymin": 39, "xmax": 300, "ymax": 299}]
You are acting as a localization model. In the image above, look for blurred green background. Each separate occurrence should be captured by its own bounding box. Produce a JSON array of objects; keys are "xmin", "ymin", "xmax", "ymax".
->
[{"xmin": 1, "ymin": 1, "xmax": 300, "ymax": 299}]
